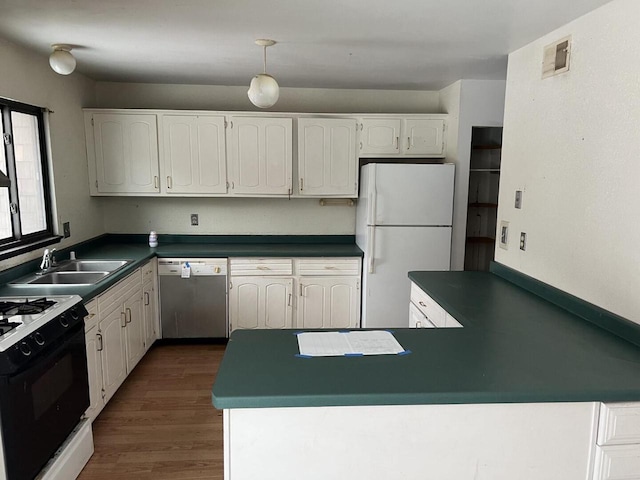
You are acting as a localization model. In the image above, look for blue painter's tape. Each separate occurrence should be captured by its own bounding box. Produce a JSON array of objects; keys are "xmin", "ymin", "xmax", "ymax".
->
[
  {"xmin": 397, "ymin": 350, "xmax": 412, "ymax": 356},
  {"xmin": 295, "ymin": 354, "xmax": 313, "ymax": 359},
  {"xmin": 344, "ymin": 352, "xmax": 364, "ymax": 357},
  {"xmin": 384, "ymin": 329, "xmax": 395, "ymax": 333},
  {"xmin": 292, "ymin": 331, "xmax": 304, "ymax": 336}
]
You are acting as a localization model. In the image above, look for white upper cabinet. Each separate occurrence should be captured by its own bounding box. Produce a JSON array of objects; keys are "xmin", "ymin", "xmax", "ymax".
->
[
  {"xmin": 402, "ymin": 119, "xmax": 445, "ymax": 156},
  {"xmin": 359, "ymin": 119, "xmax": 401, "ymax": 155},
  {"xmin": 227, "ymin": 116, "xmax": 292, "ymax": 195},
  {"xmin": 298, "ymin": 118, "xmax": 357, "ymax": 197},
  {"xmin": 359, "ymin": 116, "xmax": 446, "ymax": 158},
  {"xmin": 92, "ymin": 113, "xmax": 160, "ymax": 193},
  {"xmin": 161, "ymin": 115, "xmax": 227, "ymax": 194}
]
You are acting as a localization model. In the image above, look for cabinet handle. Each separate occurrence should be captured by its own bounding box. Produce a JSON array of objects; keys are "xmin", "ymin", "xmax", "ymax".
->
[
  {"xmin": 97, "ymin": 333, "xmax": 103, "ymax": 352},
  {"xmin": 85, "ymin": 313, "xmax": 96, "ymax": 319},
  {"xmin": 395, "ymin": 136, "xmax": 399, "ymax": 149},
  {"xmin": 407, "ymin": 137, "xmax": 411, "ymax": 150},
  {"xmin": 257, "ymin": 266, "xmax": 270, "ymax": 271},
  {"xmin": 359, "ymin": 141, "xmax": 363, "ymax": 150},
  {"xmin": 231, "ymin": 181, "xmax": 235, "ymax": 190},
  {"xmin": 299, "ymin": 284, "xmax": 303, "ymax": 296},
  {"xmin": 144, "ymin": 292, "xmax": 150, "ymax": 306},
  {"xmin": 419, "ymin": 301, "xmax": 427, "ymax": 307},
  {"xmin": 154, "ymin": 176, "xmax": 159, "ymax": 189},
  {"xmin": 121, "ymin": 312, "xmax": 126, "ymax": 328},
  {"xmin": 126, "ymin": 307, "xmax": 132, "ymax": 323},
  {"xmin": 167, "ymin": 176, "xmax": 172, "ymax": 189},
  {"xmin": 416, "ymin": 320, "xmax": 422, "ymax": 328},
  {"xmin": 288, "ymin": 293, "xmax": 292, "ymax": 306}
]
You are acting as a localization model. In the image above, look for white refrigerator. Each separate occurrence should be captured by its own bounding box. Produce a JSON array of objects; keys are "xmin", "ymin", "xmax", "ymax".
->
[{"xmin": 356, "ymin": 163, "xmax": 455, "ymax": 328}]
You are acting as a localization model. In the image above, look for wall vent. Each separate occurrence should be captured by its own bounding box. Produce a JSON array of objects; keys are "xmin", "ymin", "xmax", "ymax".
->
[{"xmin": 542, "ymin": 35, "xmax": 571, "ymax": 78}]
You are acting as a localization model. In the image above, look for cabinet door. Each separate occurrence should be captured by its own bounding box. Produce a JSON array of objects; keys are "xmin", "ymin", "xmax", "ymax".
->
[
  {"xmin": 142, "ymin": 280, "xmax": 158, "ymax": 351},
  {"xmin": 229, "ymin": 277, "xmax": 293, "ymax": 332},
  {"xmin": 99, "ymin": 305, "xmax": 128, "ymax": 404},
  {"xmin": 162, "ymin": 115, "xmax": 227, "ymax": 194},
  {"xmin": 93, "ymin": 113, "xmax": 160, "ymax": 193},
  {"xmin": 84, "ymin": 325, "xmax": 105, "ymax": 422},
  {"xmin": 227, "ymin": 116, "xmax": 292, "ymax": 195},
  {"xmin": 298, "ymin": 277, "xmax": 360, "ymax": 329},
  {"xmin": 402, "ymin": 119, "xmax": 445, "ymax": 156},
  {"xmin": 124, "ymin": 288, "xmax": 145, "ymax": 373},
  {"xmin": 359, "ymin": 119, "xmax": 401, "ymax": 156},
  {"xmin": 409, "ymin": 302, "xmax": 436, "ymax": 328},
  {"xmin": 298, "ymin": 118, "xmax": 357, "ymax": 197}
]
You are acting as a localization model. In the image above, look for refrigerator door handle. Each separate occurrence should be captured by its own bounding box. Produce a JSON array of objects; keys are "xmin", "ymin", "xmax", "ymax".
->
[{"xmin": 368, "ymin": 226, "xmax": 375, "ymax": 274}]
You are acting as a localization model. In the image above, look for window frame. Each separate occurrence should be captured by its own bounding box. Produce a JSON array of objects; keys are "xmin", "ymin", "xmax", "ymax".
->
[{"xmin": 0, "ymin": 98, "xmax": 60, "ymax": 260}]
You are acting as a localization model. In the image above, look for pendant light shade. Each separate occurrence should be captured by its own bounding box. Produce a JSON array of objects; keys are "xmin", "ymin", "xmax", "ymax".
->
[
  {"xmin": 49, "ymin": 44, "xmax": 76, "ymax": 75},
  {"xmin": 248, "ymin": 39, "xmax": 279, "ymax": 108}
]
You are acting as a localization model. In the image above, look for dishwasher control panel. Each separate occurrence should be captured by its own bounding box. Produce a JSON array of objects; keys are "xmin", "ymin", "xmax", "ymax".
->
[{"xmin": 158, "ymin": 258, "xmax": 227, "ymax": 276}]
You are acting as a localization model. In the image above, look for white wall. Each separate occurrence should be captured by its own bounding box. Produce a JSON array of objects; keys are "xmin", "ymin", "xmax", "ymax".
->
[
  {"xmin": 94, "ymin": 82, "xmax": 441, "ymax": 113},
  {"xmin": 495, "ymin": 0, "xmax": 640, "ymax": 324},
  {"xmin": 0, "ymin": 38, "xmax": 102, "ymax": 270},
  {"xmin": 439, "ymin": 80, "xmax": 506, "ymax": 270},
  {"xmin": 95, "ymin": 82, "xmax": 443, "ymax": 235}
]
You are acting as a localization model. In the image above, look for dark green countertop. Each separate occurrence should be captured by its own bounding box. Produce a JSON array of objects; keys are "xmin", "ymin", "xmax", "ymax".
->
[
  {"xmin": 0, "ymin": 235, "xmax": 362, "ymax": 300},
  {"xmin": 212, "ymin": 270, "xmax": 640, "ymax": 409}
]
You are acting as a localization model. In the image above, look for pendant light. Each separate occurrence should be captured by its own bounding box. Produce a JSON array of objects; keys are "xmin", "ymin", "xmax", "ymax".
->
[
  {"xmin": 247, "ymin": 39, "xmax": 279, "ymax": 108},
  {"xmin": 49, "ymin": 44, "xmax": 76, "ymax": 75}
]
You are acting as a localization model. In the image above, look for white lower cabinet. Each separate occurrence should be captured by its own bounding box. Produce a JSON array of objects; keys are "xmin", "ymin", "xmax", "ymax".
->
[
  {"xmin": 229, "ymin": 277, "xmax": 293, "ymax": 331},
  {"xmin": 84, "ymin": 260, "xmax": 159, "ymax": 421},
  {"xmin": 298, "ymin": 277, "xmax": 360, "ymax": 329},
  {"xmin": 593, "ymin": 402, "xmax": 640, "ymax": 480},
  {"xmin": 409, "ymin": 281, "xmax": 463, "ymax": 328},
  {"xmin": 229, "ymin": 257, "xmax": 362, "ymax": 332}
]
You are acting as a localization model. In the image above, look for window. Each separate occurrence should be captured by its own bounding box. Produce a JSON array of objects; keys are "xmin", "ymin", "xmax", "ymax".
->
[{"xmin": 0, "ymin": 98, "xmax": 58, "ymax": 259}]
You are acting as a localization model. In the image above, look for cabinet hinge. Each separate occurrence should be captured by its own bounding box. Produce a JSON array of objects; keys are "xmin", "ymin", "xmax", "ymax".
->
[
  {"xmin": 91, "ymin": 118, "xmax": 94, "ymax": 126},
  {"xmin": 224, "ymin": 120, "xmax": 228, "ymax": 128},
  {"xmin": 300, "ymin": 178, "xmax": 303, "ymax": 191},
  {"xmin": 101, "ymin": 388, "xmax": 106, "ymax": 400},
  {"xmin": 9, "ymin": 203, "xmax": 18, "ymax": 215},
  {"xmin": 95, "ymin": 180, "xmax": 98, "ymax": 189},
  {"xmin": 2, "ymin": 133, "xmax": 11, "ymax": 145},
  {"xmin": 229, "ymin": 281, "xmax": 233, "ymax": 289}
]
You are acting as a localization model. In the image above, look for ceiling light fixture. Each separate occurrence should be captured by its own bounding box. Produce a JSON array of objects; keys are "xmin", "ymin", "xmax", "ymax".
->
[
  {"xmin": 49, "ymin": 44, "xmax": 76, "ymax": 75},
  {"xmin": 247, "ymin": 39, "xmax": 279, "ymax": 108}
]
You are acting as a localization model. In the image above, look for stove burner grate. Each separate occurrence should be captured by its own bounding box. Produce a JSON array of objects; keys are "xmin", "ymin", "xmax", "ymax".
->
[{"xmin": 0, "ymin": 298, "xmax": 57, "ymax": 316}]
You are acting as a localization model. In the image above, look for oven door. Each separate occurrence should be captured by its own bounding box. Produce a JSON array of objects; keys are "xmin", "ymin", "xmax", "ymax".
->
[{"xmin": 0, "ymin": 322, "xmax": 89, "ymax": 480}]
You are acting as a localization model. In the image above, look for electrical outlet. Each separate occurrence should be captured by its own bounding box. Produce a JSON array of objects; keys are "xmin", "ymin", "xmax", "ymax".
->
[
  {"xmin": 515, "ymin": 190, "xmax": 523, "ymax": 209},
  {"xmin": 190, "ymin": 214, "xmax": 199, "ymax": 226},
  {"xmin": 499, "ymin": 221, "xmax": 509, "ymax": 250},
  {"xmin": 63, "ymin": 222, "xmax": 71, "ymax": 238},
  {"xmin": 520, "ymin": 232, "xmax": 527, "ymax": 251}
]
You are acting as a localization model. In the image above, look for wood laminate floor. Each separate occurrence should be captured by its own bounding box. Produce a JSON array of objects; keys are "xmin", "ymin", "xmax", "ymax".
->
[{"xmin": 78, "ymin": 344, "xmax": 225, "ymax": 480}]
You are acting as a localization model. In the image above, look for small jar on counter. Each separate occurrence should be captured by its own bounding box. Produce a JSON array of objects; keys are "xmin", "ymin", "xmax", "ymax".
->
[{"xmin": 149, "ymin": 231, "xmax": 158, "ymax": 248}]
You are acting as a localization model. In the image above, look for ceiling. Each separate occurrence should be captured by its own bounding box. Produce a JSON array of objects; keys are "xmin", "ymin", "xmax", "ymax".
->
[{"xmin": 0, "ymin": 0, "xmax": 613, "ymax": 90}]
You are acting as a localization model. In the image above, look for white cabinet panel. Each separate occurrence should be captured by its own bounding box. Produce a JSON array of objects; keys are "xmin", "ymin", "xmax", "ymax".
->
[
  {"xmin": 162, "ymin": 115, "xmax": 227, "ymax": 194},
  {"xmin": 143, "ymin": 280, "xmax": 158, "ymax": 350},
  {"xmin": 359, "ymin": 119, "xmax": 400, "ymax": 155},
  {"xmin": 124, "ymin": 288, "xmax": 145, "ymax": 372},
  {"xmin": 598, "ymin": 403, "xmax": 640, "ymax": 446},
  {"xmin": 228, "ymin": 116, "xmax": 292, "ymax": 195},
  {"xmin": 99, "ymin": 305, "xmax": 127, "ymax": 404},
  {"xmin": 84, "ymin": 324, "xmax": 104, "ymax": 421},
  {"xmin": 402, "ymin": 119, "xmax": 445, "ymax": 156},
  {"xmin": 298, "ymin": 277, "xmax": 360, "ymax": 329},
  {"xmin": 593, "ymin": 445, "xmax": 640, "ymax": 480},
  {"xmin": 409, "ymin": 302, "xmax": 436, "ymax": 328},
  {"xmin": 298, "ymin": 118, "xmax": 357, "ymax": 197},
  {"xmin": 229, "ymin": 277, "xmax": 293, "ymax": 332},
  {"xmin": 92, "ymin": 113, "xmax": 159, "ymax": 193}
]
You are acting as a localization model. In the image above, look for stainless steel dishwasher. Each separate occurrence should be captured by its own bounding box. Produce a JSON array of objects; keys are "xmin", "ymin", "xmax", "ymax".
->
[{"xmin": 158, "ymin": 258, "xmax": 228, "ymax": 338}]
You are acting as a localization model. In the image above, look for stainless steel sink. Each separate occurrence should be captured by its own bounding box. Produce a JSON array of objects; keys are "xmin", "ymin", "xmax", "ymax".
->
[
  {"xmin": 9, "ymin": 259, "xmax": 134, "ymax": 286},
  {"xmin": 27, "ymin": 271, "xmax": 110, "ymax": 285},
  {"xmin": 55, "ymin": 260, "xmax": 130, "ymax": 272}
]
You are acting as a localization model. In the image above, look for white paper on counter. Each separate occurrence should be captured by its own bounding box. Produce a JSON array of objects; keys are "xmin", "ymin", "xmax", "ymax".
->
[{"xmin": 297, "ymin": 330, "xmax": 405, "ymax": 357}]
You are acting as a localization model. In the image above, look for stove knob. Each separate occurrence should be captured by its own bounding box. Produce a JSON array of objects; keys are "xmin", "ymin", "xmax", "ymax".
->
[
  {"xmin": 59, "ymin": 315, "xmax": 69, "ymax": 328},
  {"xmin": 19, "ymin": 341, "xmax": 32, "ymax": 356},
  {"xmin": 69, "ymin": 308, "xmax": 79, "ymax": 321},
  {"xmin": 33, "ymin": 332, "xmax": 45, "ymax": 346}
]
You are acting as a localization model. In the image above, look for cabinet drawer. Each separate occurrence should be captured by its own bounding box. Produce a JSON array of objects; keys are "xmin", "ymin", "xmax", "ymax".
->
[
  {"xmin": 409, "ymin": 302, "xmax": 435, "ymax": 328},
  {"xmin": 296, "ymin": 258, "xmax": 361, "ymax": 276},
  {"xmin": 141, "ymin": 259, "xmax": 156, "ymax": 284},
  {"xmin": 598, "ymin": 403, "xmax": 640, "ymax": 446},
  {"xmin": 98, "ymin": 269, "xmax": 142, "ymax": 314},
  {"xmin": 410, "ymin": 283, "xmax": 446, "ymax": 328},
  {"xmin": 593, "ymin": 445, "xmax": 640, "ymax": 480},
  {"xmin": 230, "ymin": 258, "xmax": 293, "ymax": 276},
  {"xmin": 84, "ymin": 299, "xmax": 98, "ymax": 332}
]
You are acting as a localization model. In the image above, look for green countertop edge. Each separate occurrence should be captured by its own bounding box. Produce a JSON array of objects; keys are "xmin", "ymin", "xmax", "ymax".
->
[
  {"xmin": 490, "ymin": 262, "xmax": 640, "ymax": 348},
  {"xmin": 0, "ymin": 234, "xmax": 362, "ymax": 301}
]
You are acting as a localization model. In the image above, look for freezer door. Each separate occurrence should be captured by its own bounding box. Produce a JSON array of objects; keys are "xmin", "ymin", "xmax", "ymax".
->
[
  {"xmin": 361, "ymin": 226, "xmax": 451, "ymax": 329},
  {"xmin": 371, "ymin": 163, "xmax": 454, "ymax": 226}
]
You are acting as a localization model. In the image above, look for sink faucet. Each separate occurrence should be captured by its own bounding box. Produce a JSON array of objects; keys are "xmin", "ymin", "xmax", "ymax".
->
[{"xmin": 39, "ymin": 248, "xmax": 56, "ymax": 273}]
